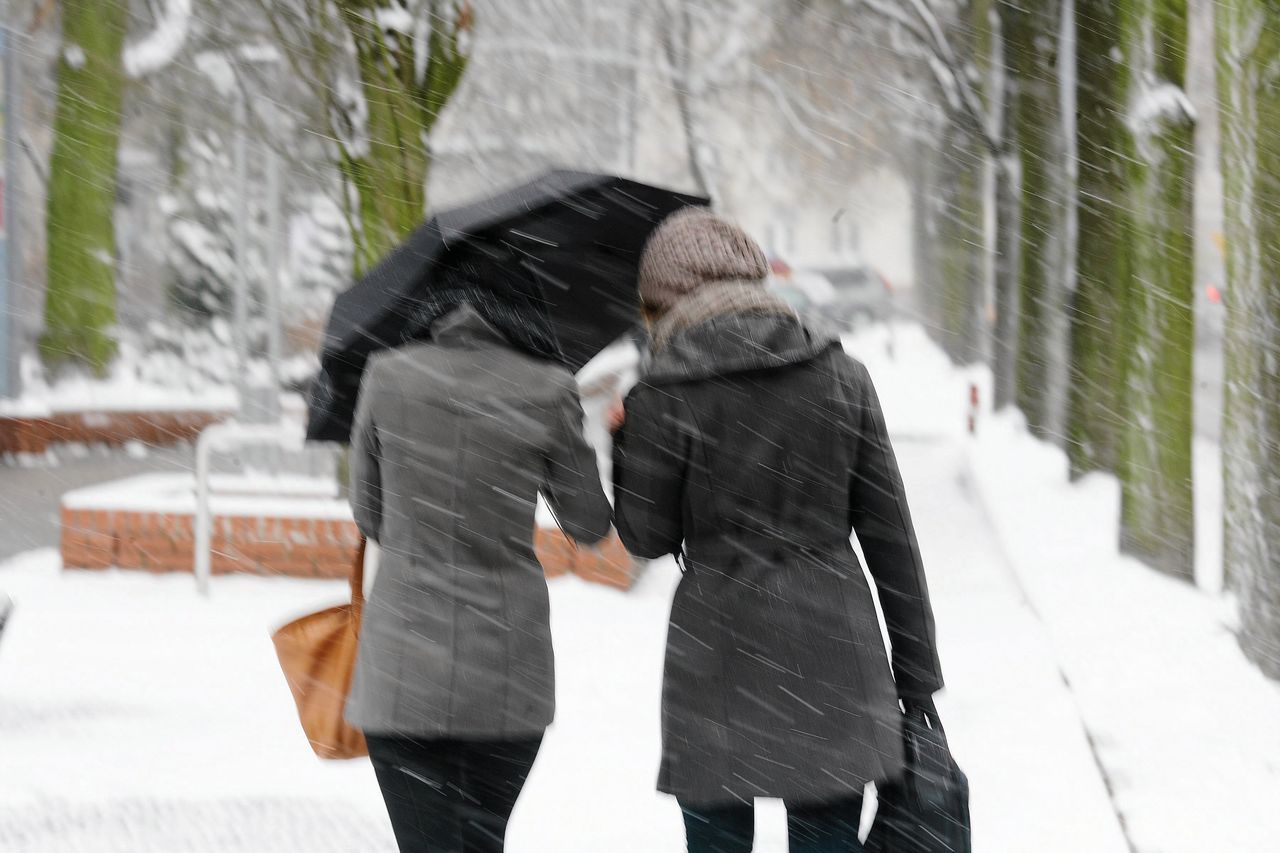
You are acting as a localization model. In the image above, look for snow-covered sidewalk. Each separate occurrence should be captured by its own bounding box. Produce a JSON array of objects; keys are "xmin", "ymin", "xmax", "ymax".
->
[
  {"xmin": 968, "ymin": 415, "xmax": 1280, "ymax": 853},
  {"xmin": 854, "ymin": 323, "xmax": 1280, "ymax": 852},
  {"xmin": 1, "ymin": 323, "xmax": 1275, "ymax": 851}
]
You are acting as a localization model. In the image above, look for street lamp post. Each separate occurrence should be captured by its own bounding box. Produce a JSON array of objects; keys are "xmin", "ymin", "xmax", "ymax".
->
[{"xmin": 0, "ymin": 24, "xmax": 18, "ymax": 399}]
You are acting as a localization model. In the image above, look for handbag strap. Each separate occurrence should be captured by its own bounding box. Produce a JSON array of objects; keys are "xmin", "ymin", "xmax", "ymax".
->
[{"xmin": 350, "ymin": 537, "xmax": 367, "ymax": 620}]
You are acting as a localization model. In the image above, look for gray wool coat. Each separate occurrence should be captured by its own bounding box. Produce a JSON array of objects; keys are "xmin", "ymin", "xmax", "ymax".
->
[
  {"xmin": 613, "ymin": 312, "xmax": 944, "ymax": 807},
  {"xmin": 344, "ymin": 305, "xmax": 612, "ymax": 738}
]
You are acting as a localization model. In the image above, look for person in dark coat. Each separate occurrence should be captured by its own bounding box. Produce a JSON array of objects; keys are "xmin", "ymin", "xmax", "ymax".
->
[
  {"xmin": 346, "ymin": 252, "xmax": 613, "ymax": 853},
  {"xmin": 611, "ymin": 209, "xmax": 945, "ymax": 853}
]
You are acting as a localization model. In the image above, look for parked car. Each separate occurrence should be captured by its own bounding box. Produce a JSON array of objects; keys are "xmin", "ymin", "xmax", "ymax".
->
[
  {"xmin": 804, "ymin": 264, "xmax": 894, "ymax": 328},
  {"xmin": 768, "ymin": 269, "xmax": 837, "ymax": 329}
]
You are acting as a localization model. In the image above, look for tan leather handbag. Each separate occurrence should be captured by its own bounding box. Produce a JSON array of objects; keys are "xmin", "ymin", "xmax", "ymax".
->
[{"xmin": 271, "ymin": 537, "xmax": 368, "ymax": 759}]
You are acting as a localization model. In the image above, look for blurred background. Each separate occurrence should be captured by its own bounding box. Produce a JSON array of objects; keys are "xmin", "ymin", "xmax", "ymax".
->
[{"xmin": 1, "ymin": 1, "xmax": 1278, "ymax": 851}]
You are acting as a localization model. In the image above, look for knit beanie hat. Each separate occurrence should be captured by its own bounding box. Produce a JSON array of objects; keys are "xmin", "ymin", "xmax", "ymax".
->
[{"xmin": 638, "ymin": 208, "xmax": 770, "ymax": 311}]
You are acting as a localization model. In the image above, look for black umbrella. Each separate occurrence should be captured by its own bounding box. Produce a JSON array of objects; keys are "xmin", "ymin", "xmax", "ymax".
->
[{"xmin": 306, "ymin": 171, "xmax": 708, "ymax": 443}]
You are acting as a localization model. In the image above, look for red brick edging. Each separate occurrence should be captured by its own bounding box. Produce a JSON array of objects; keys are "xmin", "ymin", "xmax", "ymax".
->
[
  {"xmin": 61, "ymin": 507, "xmax": 361, "ymax": 579},
  {"xmin": 62, "ymin": 506, "xmax": 636, "ymax": 589},
  {"xmin": 0, "ymin": 409, "xmax": 230, "ymax": 455}
]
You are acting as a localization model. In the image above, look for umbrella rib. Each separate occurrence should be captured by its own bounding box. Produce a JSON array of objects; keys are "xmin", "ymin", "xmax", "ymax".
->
[{"xmin": 506, "ymin": 229, "xmax": 560, "ymax": 247}]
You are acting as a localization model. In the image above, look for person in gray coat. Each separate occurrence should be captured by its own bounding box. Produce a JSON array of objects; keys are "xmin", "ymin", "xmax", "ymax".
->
[
  {"xmin": 612, "ymin": 209, "xmax": 945, "ymax": 853},
  {"xmin": 345, "ymin": 251, "xmax": 613, "ymax": 853}
]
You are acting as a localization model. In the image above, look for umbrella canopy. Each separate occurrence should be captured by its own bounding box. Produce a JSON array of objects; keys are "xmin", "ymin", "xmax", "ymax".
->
[{"xmin": 306, "ymin": 171, "xmax": 709, "ymax": 443}]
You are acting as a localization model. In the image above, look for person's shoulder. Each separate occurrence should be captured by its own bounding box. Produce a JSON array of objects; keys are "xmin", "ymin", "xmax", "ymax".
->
[
  {"xmin": 826, "ymin": 349, "xmax": 871, "ymax": 385},
  {"xmin": 623, "ymin": 379, "xmax": 684, "ymax": 418},
  {"xmin": 540, "ymin": 360, "xmax": 578, "ymax": 391},
  {"xmin": 504, "ymin": 355, "xmax": 574, "ymax": 396},
  {"xmin": 490, "ymin": 356, "xmax": 579, "ymax": 413},
  {"xmin": 361, "ymin": 343, "xmax": 441, "ymax": 398},
  {"xmin": 360, "ymin": 350, "xmax": 391, "ymax": 391},
  {"xmin": 363, "ymin": 346, "xmax": 412, "ymax": 383}
]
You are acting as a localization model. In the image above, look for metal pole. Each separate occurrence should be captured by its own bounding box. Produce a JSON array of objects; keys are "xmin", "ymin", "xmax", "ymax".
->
[
  {"xmin": 194, "ymin": 426, "xmax": 215, "ymax": 596},
  {"xmin": 264, "ymin": 145, "xmax": 282, "ymax": 424},
  {"xmin": 193, "ymin": 421, "xmax": 305, "ymax": 596},
  {"xmin": 232, "ymin": 92, "xmax": 249, "ymax": 416},
  {"xmin": 0, "ymin": 24, "xmax": 15, "ymax": 399}
]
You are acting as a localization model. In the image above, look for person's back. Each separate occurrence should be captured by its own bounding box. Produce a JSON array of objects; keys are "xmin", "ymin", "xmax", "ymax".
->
[
  {"xmin": 612, "ymin": 209, "xmax": 944, "ymax": 852},
  {"xmin": 346, "ymin": 303, "xmax": 611, "ymax": 735},
  {"xmin": 647, "ymin": 324, "xmax": 858, "ymax": 553},
  {"xmin": 345, "ymin": 301, "xmax": 611, "ymax": 853}
]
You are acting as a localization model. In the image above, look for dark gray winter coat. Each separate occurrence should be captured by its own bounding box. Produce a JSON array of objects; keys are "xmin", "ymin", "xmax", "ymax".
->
[
  {"xmin": 345, "ymin": 305, "xmax": 612, "ymax": 738},
  {"xmin": 613, "ymin": 312, "xmax": 944, "ymax": 807}
]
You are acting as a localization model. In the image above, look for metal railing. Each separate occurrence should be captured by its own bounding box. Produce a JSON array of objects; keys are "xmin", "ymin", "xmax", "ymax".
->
[{"xmin": 192, "ymin": 420, "xmax": 307, "ymax": 596}]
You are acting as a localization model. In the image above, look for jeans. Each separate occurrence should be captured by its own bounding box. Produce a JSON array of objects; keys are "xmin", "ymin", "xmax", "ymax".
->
[
  {"xmin": 365, "ymin": 732, "xmax": 544, "ymax": 853},
  {"xmin": 680, "ymin": 794, "xmax": 865, "ymax": 853}
]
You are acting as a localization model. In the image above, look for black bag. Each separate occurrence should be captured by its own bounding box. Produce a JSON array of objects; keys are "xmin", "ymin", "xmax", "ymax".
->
[{"xmin": 864, "ymin": 703, "xmax": 972, "ymax": 853}]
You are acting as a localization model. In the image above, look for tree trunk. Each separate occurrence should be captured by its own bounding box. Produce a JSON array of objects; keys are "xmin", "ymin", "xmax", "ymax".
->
[
  {"xmin": 1047, "ymin": 0, "xmax": 1078, "ymax": 443},
  {"xmin": 993, "ymin": 151, "xmax": 1022, "ymax": 410},
  {"xmin": 662, "ymin": 0, "xmax": 713, "ymax": 201},
  {"xmin": 1117, "ymin": 0, "xmax": 1197, "ymax": 580},
  {"xmin": 335, "ymin": 1, "xmax": 471, "ymax": 276},
  {"xmin": 931, "ymin": 0, "xmax": 996, "ymax": 366},
  {"xmin": 992, "ymin": 3, "xmax": 1021, "ymax": 409},
  {"xmin": 41, "ymin": 0, "xmax": 128, "ymax": 374},
  {"xmin": 1218, "ymin": 0, "xmax": 1280, "ymax": 676},
  {"xmin": 1069, "ymin": 0, "xmax": 1132, "ymax": 476},
  {"xmin": 932, "ymin": 127, "xmax": 987, "ymax": 365},
  {"xmin": 1003, "ymin": 0, "xmax": 1071, "ymax": 440}
]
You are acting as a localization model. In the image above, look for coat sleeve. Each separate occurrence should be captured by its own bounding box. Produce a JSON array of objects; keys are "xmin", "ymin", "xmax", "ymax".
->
[
  {"xmin": 846, "ymin": 359, "xmax": 944, "ymax": 700},
  {"xmin": 348, "ymin": 364, "xmax": 384, "ymax": 544},
  {"xmin": 612, "ymin": 385, "xmax": 687, "ymax": 560},
  {"xmin": 543, "ymin": 384, "xmax": 613, "ymax": 546}
]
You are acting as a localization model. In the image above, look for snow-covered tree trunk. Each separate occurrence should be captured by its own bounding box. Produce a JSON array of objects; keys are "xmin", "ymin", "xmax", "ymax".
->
[
  {"xmin": 1069, "ymin": 0, "xmax": 1132, "ymax": 476},
  {"xmin": 41, "ymin": 0, "xmax": 129, "ymax": 373},
  {"xmin": 1117, "ymin": 0, "xmax": 1196, "ymax": 580},
  {"xmin": 334, "ymin": 1, "xmax": 473, "ymax": 275},
  {"xmin": 1218, "ymin": 0, "xmax": 1280, "ymax": 675}
]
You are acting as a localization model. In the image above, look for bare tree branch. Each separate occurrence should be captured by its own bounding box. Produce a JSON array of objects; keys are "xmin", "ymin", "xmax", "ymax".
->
[{"xmin": 856, "ymin": 0, "xmax": 1002, "ymax": 155}]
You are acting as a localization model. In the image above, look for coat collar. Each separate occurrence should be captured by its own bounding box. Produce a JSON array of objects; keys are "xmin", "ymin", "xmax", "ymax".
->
[
  {"xmin": 643, "ymin": 312, "xmax": 841, "ymax": 384},
  {"xmin": 430, "ymin": 304, "xmax": 511, "ymax": 349}
]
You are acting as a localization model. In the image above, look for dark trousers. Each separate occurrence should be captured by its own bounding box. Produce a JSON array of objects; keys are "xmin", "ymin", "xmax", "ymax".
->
[
  {"xmin": 680, "ymin": 795, "xmax": 865, "ymax": 853},
  {"xmin": 365, "ymin": 732, "xmax": 544, "ymax": 853}
]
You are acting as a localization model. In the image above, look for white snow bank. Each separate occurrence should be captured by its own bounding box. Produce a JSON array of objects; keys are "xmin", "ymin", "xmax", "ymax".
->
[
  {"xmin": 0, "ymin": 356, "xmax": 237, "ymax": 418},
  {"xmin": 0, "ymin": 549, "xmax": 710, "ymax": 852},
  {"xmin": 62, "ymin": 473, "xmax": 350, "ymax": 520},
  {"xmin": 967, "ymin": 408, "xmax": 1280, "ymax": 853},
  {"xmin": 124, "ymin": 0, "xmax": 192, "ymax": 78}
]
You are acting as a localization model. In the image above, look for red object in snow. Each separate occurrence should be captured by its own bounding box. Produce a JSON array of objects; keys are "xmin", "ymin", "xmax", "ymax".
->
[
  {"xmin": 1206, "ymin": 284, "xmax": 1222, "ymax": 304},
  {"xmin": 769, "ymin": 257, "xmax": 792, "ymax": 278},
  {"xmin": 968, "ymin": 383, "xmax": 980, "ymax": 435}
]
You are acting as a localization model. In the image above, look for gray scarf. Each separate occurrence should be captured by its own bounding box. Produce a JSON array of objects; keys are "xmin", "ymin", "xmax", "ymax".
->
[{"xmin": 650, "ymin": 281, "xmax": 795, "ymax": 351}]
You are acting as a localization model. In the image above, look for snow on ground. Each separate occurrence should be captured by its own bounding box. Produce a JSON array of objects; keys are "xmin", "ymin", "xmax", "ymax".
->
[
  {"xmin": 844, "ymin": 324, "xmax": 1128, "ymax": 852},
  {"xmin": 968, "ymin": 412, "xmax": 1280, "ymax": 853},
  {"xmin": 62, "ymin": 472, "xmax": 350, "ymax": 519},
  {"xmin": 0, "ymin": 551, "xmax": 392, "ymax": 852},
  {"xmin": 0, "ymin": 354, "xmax": 236, "ymax": 418},
  {"xmin": 1, "ymin": 321, "xmax": 1276, "ymax": 851}
]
